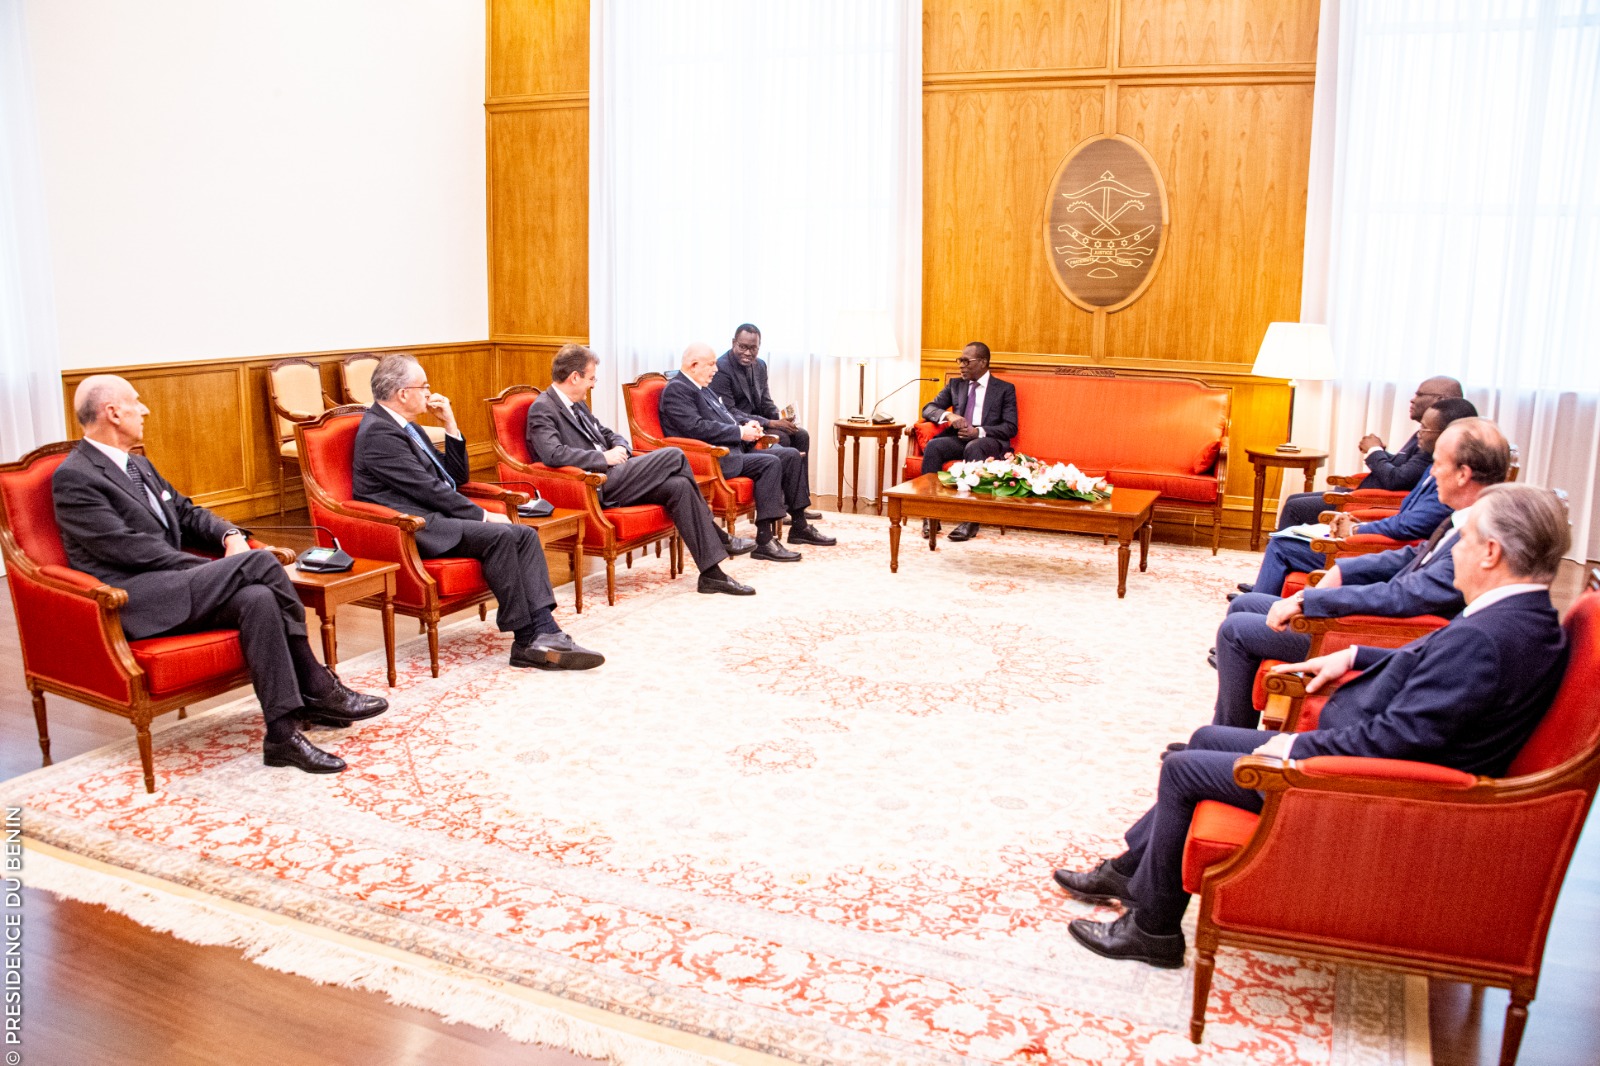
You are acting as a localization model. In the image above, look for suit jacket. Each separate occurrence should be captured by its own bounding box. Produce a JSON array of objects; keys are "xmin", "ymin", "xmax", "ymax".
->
[
  {"xmin": 524, "ymin": 388, "xmax": 629, "ymax": 474},
  {"xmin": 1302, "ymin": 517, "xmax": 1465, "ymax": 621},
  {"xmin": 351, "ymin": 405, "xmax": 479, "ymax": 556},
  {"xmin": 920, "ymin": 375, "xmax": 1019, "ymax": 449},
  {"xmin": 1291, "ymin": 590, "xmax": 1567, "ymax": 775},
  {"xmin": 711, "ymin": 352, "xmax": 780, "ymax": 425},
  {"xmin": 659, "ymin": 374, "xmax": 748, "ymax": 450},
  {"xmin": 1361, "ymin": 431, "xmax": 1431, "ymax": 491},
  {"xmin": 1355, "ymin": 471, "xmax": 1452, "ymax": 543},
  {"xmin": 51, "ymin": 441, "xmax": 236, "ymax": 639}
]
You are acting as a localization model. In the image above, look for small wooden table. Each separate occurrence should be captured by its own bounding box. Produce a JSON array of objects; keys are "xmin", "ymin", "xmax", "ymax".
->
[
  {"xmin": 834, "ymin": 419, "xmax": 905, "ymax": 515},
  {"xmin": 1246, "ymin": 447, "xmax": 1329, "ymax": 551},
  {"xmin": 883, "ymin": 475, "xmax": 1159, "ymax": 598},
  {"xmin": 514, "ymin": 506, "xmax": 587, "ymax": 610},
  {"xmin": 287, "ymin": 559, "xmax": 399, "ymax": 686}
]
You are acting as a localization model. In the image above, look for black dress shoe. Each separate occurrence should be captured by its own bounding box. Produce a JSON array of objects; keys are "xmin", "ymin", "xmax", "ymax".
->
[
  {"xmin": 1207, "ymin": 649, "xmax": 1218, "ymax": 670},
  {"xmin": 947, "ymin": 522, "xmax": 980, "ymax": 542},
  {"xmin": 726, "ymin": 536, "xmax": 756, "ymax": 555},
  {"xmin": 698, "ymin": 571, "xmax": 756, "ymax": 596},
  {"xmin": 299, "ymin": 680, "xmax": 389, "ymax": 727},
  {"xmin": 510, "ymin": 632, "xmax": 605, "ymax": 670},
  {"xmin": 1237, "ymin": 582, "xmax": 1255, "ymax": 593},
  {"xmin": 1068, "ymin": 911, "xmax": 1186, "ymax": 968},
  {"xmin": 803, "ymin": 509, "xmax": 822, "ymax": 520},
  {"xmin": 751, "ymin": 540, "xmax": 802, "ymax": 562},
  {"xmin": 263, "ymin": 730, "xmax": 346, "ymax": 774},
  {"xmin": 787, "ymin": 524, "xmax": 836, "ymax": 546},
  {"xmin": 1160, "ymin": 741, "xmax": 1189, "ymax": 762},
  {"xmin": 1226, "ymin": 591, "xmax": 1242, "ymax": 602},
  {"xmin": 1052, "ymin": 859, "xmax": 1135, "ymax": 906}
]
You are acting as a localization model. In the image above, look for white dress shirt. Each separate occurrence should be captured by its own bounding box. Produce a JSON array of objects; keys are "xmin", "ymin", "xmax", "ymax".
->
[{"xmin": 940, "ymin": 372, "xmax": 990, "ymax": 437}]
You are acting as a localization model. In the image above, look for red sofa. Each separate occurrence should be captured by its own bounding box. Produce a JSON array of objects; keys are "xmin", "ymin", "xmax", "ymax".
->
[{"xmin": 904, "ymin": 367, "xmax": 1232, "ymax": 552}]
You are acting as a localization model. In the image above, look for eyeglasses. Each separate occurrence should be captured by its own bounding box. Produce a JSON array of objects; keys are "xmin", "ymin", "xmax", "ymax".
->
[{"xmin": 399, "ymin": 382, "xmax": 430, "ymax": 394}]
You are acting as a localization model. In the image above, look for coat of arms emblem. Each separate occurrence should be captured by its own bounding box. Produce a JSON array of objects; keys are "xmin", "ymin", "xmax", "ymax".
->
[{"xmin": 1043, "ymin": 135, "xmax": 1169, "ymax": 313}]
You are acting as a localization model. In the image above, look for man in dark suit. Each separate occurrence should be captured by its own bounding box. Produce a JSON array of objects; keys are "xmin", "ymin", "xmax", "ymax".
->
[
  {"xmin": 659, "ymin": 343, "xmax": 835, "ymax": 562},
  {"xmin": 351, "ymin": 354, "xmax": 603, "ymax": 670},
  {"xmin": 919, "ymin": 341, "xmax": 1019, "ymax": 542},
  {"xmin": 1212, "ymin": 417, "xmax": 1511, "ymax": 727},
  {"xmin": 1274, "ymin": 375, "xmax": 1463, "ymax": 529},
  {"xmin": 711, "ymin": 323, "xmax": 809, "ymax": 455},
  {"xmin": 51, "ymin": 375, "xmax": 387, "ymax": 775},
  {"xmin": 525, "ymin": 344, "xmax": 756, "ymax": 596},
  {"xmin": 1054, "ymin": 482, "xmax": 1570, "ymax": 967},
  {"xmin": 1243, "ymin": 399, "xmax": 1480, "ymax": 597}
]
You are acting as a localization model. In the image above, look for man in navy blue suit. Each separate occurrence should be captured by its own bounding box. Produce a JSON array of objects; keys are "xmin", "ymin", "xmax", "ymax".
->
[
  {"xmin": 659, "ymin": 343, "xmax": 836, "ymax": 563},
  {"xmin": 1054, "ymin": 482, "xmax": 1571, "ymax": 968},
  {"xmin": 1212, "ymin": 417, "xmax": 1511, "ymax": 727},
  {"xmin": 1245, "ymin": 398, "xmax": 1479, "ymax": 597}
]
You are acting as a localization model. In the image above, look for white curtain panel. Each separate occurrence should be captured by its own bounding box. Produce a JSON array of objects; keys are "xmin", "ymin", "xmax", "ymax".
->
[
  {"xmin": 0, "ymin": 0, "xmax": 66, "ymax": 464},
  {"xmin": 1297, "ymin": 0, "xmax": 1600, "ymax": 559},
  {"xmin": 590, "ymin": 0, "xmax": 922, "ymax": 496}
]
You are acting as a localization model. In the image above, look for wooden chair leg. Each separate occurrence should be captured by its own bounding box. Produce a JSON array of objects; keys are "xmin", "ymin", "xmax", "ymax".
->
[
  {"xmin": 625, "ymin": 550, "xmax": 633, "ymax": 569},
  {"xmin": 427, "ymin": 620, "xmax": 441, "ymax": 678},
  {"xmin": 418, "ymin": 618, "xmax": 426, "ymax": 633},
  {"xmin": 29, "ymin": 684, "xmax": 51, "ymax": 766},
  {"xmin": 655, "ymin": 541, "xmax": 661, "ymax": 558},
  {"xmin": 1500, "ymin": 986, "xmax": 1533, "ymax": 1066},
  {"xmin": 177, "ymin": 707, "xmax": 187, "ymax": 720},
  {"xmin": 134, "ymin": 719, "xmax": 156, "ymax": 793},
  {"xmin": 479, "ymin": 603, "xmax": 488, "ymax": 621},
  {"xmin": 1189, "ymin": 945, "xmax": 1217, "ymax": 1043},
  {"xmin": 276, "ymin": 460, "xmax": 286, "ymax": 516},
  {"xmin": 572, "ymin": 548, "xmax": 584, "ymax": 614},
  {"xmin": 607, "ymin": 558, "xmax": 617, "ymax": 605}
]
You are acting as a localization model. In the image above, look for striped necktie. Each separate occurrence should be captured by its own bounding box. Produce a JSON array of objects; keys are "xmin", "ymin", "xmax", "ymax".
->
[
  {"xmin": 125, "ymin": 459, "xmax": 170, "ymax": 529},
  {"xmin": 405, "ymin": 422, "xmax": 456, "ymax": 489}
]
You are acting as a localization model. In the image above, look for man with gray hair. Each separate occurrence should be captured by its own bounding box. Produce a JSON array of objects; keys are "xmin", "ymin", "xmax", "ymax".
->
[
  {"xmin": 1055, "ymin": 481, "xmax": 1571, "ymax": 968},
  {"xmin": 352, "ymin": 354, "xmax": 603, "ymax": 669},
  {"xmin": 52, "ymin": 375, "xmax": 388, "ymax": 775}
]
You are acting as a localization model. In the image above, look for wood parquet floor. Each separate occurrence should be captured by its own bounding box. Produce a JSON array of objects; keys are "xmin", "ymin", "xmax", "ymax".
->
[{"xmin": 3, "ymin": 504, "xmax": 1597, "ymax": 1065}]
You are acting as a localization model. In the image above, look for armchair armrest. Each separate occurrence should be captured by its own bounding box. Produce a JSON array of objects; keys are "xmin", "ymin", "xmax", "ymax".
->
[
  {"xmin": 1309, "ymin": 532, "xmax": 1413, "ymax": 557},
  {"xmin": 753, "ymin": 433, "xmax": 780, "ymax": 450},
  {"xmin": 659, "ymin": 436, "xmax": 731, "ymax": 458},
  {"xmin": 325, "ymin": 498, "xmax": 428, "ymax": 533},
  {"xmin": 248, "ymin": 542, "xmax": 298, "ymax": 565},
  {"xmin": 1289, "ymin": 612, "xmax": 1447, "ymax": 642},
  {"xmin": 459, "ymin": 481, "xmax": 528, "ymax": 520},
  {"xmin": 1325, "ymin": 473, "xmax": 1365, "ymax": 490},
  {"xmin": 1231, "ymin": 753, "xmax": 1482, "ymax": 797}
]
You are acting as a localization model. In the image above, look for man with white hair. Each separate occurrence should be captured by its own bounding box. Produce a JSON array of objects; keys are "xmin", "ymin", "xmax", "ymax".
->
[
  {"xmin": 52, "ymin": 375, "xmax": 388, "ymax": 775},
  {"xmin": 1055, "ymin": 482, "xmax": 1571, "ymax": 968}
]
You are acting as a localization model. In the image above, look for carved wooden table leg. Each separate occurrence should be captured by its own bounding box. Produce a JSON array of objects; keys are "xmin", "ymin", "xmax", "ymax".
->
[
  {"xmin": 1139, "ymin": 517, "xmax": 1152, "ymax": 572},
  {"xmin": 1117, "ymin": 535, "xmax": 1132, "ymax": 598},
  {"xmin": 1250, "ymin": 462, "xmax": 1269, "ymax": 551},
  {"xmin": 888, "ymin": 499, "xmax": 902, "ymax": 572},
  {"xmin": 874, "ymin": 435, "xmax": 888, "ymax": 515},
  {"xmin": 380, "ymin": 573, "xmax": 396, "ymax": 687},
  {"xmin": 834, "ymin": 423, "xmax": 846, "ymax": 515}
]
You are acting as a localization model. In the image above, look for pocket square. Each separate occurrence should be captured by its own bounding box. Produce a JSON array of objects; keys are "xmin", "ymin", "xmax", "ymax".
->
[{"xmin": 161, "ymin": 490, "xmax": 172, "ymax": 501}]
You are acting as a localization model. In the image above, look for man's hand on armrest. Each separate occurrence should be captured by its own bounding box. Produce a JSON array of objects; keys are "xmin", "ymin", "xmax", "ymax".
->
[{"xmin": 1269, "ymin": 645, "xmax": 1358, "ymax": 694}]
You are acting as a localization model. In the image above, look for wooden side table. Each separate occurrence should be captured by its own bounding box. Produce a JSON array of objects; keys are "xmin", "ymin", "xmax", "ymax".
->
[
  {"xmin": 517, "ymin": 506, "xmax": 587, "ymax": 611},
  {"xmin": 1245, "ymin": 447, "xmax": 1329, "ymax": 551},
  {"xmin": 833, "ymin": 419, "xmax": 905, "ymax": 515},
  {"xmin": 287, "ymin": 558, "xmax": 399, "ymax": 686}
]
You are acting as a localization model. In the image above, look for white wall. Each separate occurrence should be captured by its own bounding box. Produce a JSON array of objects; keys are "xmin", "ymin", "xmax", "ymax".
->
[{"xmin": 25, "ymin": 0, "xmax": 486, "ymax": 369}]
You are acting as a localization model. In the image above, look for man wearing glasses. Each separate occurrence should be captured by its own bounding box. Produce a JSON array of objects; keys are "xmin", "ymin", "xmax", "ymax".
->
[{"xmin": 352, "ymin": 354, "xmax": 603, "ymax": 670}]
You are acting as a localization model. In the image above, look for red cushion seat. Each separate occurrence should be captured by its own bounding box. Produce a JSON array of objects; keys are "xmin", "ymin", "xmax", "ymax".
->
[
  {"xmin": 1183, "ymin": 800, "xmax": 1261, "ymax": 893},
  {"xmin": 421, "ymin": 556, "xmax": 487, "ymax": 598},
  {"xmin": 129, "ymin": 630, "xmax": 248, "ymax": 698},
  {"xmin": 602, "ymin": 504, "xmax": 674, "ymax": 541}
]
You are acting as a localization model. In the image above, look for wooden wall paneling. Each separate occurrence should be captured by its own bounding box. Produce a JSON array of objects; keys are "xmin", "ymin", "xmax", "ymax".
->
[
  {"xmin": 1118, "ymin": 0, "xmax": 1320, "ymax": 69},
  {"xmin": 487, "ymin": 107, "xmax": 589, "ymax": 340},
  {"xmin": 492, "ymin": 343, "xmax": 560, "ymax": 395},
  {"xmin": 1105, "ymin": 82, "xmax": 1314, "ymax": 363},
  {"xmin": 413, "ymin": 344, "xmax": 497, "ymax": 455},
  {"xmin": 923, "ymin": 0, "xmax": 1112, "ymax": 75},
  {"xmin": 487, "ymin": 0, "xmax": 589, "ymax": 99},
  {"xmin": 127, "ymin": 366, "xmax": 250, "ymax": 501},
  {"xmin": 923, "ymin": 87, "xmax": 1106, "ymax": 355}
]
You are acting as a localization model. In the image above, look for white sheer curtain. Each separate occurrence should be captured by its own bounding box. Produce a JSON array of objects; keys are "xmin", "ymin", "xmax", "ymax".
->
[
  {"xmin": 0, "ymin": 0, "xmax": 65, "ymax": 463},
  {"xmin": 590, "ymin": 0, "xmax": 922, "ymax": 496},
  {"xmin": 1297, "ymin": 0, "xmax": 1600, "ymax": 560}
]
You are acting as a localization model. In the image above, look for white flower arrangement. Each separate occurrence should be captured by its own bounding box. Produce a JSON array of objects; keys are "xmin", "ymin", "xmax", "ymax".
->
[{"xmin": 938, "ymin": 454, "xmax": 1112, "ymax": 501}]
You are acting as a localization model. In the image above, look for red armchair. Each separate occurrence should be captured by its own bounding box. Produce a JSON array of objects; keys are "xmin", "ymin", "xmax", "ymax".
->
[
  {"xmin": 295, "ymin": 406, "xmax": 525, "ymax": 677},
  {"xmin": 0, "ymin": 442, "xmax": 294, "ymax": 792},
  {"xmin": 486, "ymin": 385, "xmax": 680, "ymax": 610},
  {"xmin": 1186, "ymin": 573, "xmax": 1600, "ymax": 1066},
  {"xmin": 620, "ymin": 371, "xmax": 775, "ymax": 536}
]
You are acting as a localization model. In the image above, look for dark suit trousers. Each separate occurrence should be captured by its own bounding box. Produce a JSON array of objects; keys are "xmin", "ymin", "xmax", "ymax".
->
[
  {"xmin": 921, "ymin": 432, "xmax": 1007, "ymax": 475},
  {"xmin": 155, "ymin": 551, "xmax": 323, "ymax": 724},
  {"xmin": 769, "ymin": 426, "xmax": 810, "ymax": 454},
  {"xmin": 600, "ymin": 449, "xmax": 728, "ymax": 572},
  {"xmin": 1213, "ymin": 592, "xmax": 1312, "ymax": 727},
  {"xmin": 723, "ymin": 445, "xmax": 811, "ymax": 522},
  {"xmin": 1276, "ymin": 488, "xmax": 1349, "ymax": 529},
  {"xmin": 1121, "ymin": 725, "xmax": 1266, "ymax": 934},
  {"xmin": 1251, "ymin": 536, "xmax": 1327, "ymax": 597},
  {"xmin": 427, "ymin": 520, "xmax": 555, "ymax": 635}
]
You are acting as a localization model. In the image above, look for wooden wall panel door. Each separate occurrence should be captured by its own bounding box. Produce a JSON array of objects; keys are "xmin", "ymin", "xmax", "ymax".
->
[
  {"xmin": 923, "ymin": 86, "xmax": 1105, "ymax": 355},
  {"xmin": 924, "ymin": 0, "xmax": 1112, "ymax": 73},
  {"xmin": 494, "ymin": 344, "xmax": 558, "ymax": 393},
  {"xmin": 134, "ymin": 367, "xmax": 249, "ymax": 499},
  {"xmin": 415, "ymin": 345, "xmax": 498, "ymax": 448},
  {"xmin": 487, "ymin": 107, "xmax": 589, "ymax": 340},
  {"xmin": 1106, "ymin": 82, "xmax": 1314, "ymax": 363},
  {"xmin": 488, "ymin": 0, "xmax": 589, "ymax": 99},
  {"xmin": 1119, "ymin": 0, "xmax": 1320, "ymax": 68}
]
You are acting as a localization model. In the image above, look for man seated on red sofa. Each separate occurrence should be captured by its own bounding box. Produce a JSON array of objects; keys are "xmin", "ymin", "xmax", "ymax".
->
[
  {"xmin": 1053, "ymin": 482, "xmax": 1570, "ymax": 968},
  {"xmin": 919, "ymin": 341, "xmax": 1018, "ymax": 542}
]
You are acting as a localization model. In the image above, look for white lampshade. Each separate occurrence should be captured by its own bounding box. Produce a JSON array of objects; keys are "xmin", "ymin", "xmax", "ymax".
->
[
  {"xmin": 1251, "ymin": 322, "xmax": 1336, "ymax": 381},
  {"xmin": 830, "ymin": 310, "xmax": 900, "ymax": 363}
]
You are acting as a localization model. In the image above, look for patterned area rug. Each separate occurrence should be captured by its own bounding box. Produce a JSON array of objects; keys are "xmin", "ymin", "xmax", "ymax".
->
[{"xmin": 8, "ymin": 513, "xmax": 1424, "ymax": 1065}]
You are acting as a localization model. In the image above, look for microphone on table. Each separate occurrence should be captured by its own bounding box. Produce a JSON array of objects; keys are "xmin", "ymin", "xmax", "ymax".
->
[
  {"xmin": 864, "ymin": 377, "xmax": 938, "ymax": 425},
  {"xmin": 472, "ymin": 479, "xmax": 554, "ymax": 517},
  {"xmin": 243, "ymin": 524, "xmax": 354, "ymax": 573}
]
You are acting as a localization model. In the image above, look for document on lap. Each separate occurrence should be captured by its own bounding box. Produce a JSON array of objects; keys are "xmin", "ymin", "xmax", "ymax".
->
[{"xmin": 1268, "ymin": 522, "xmax": 1331, "ymax": 543}]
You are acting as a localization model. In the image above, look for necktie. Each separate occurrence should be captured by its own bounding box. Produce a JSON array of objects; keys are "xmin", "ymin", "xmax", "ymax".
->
[
  {"xmin": 405, "ymin": 422, "xmax": 456, "ymax": 489},
  {"xmin": 962, "ymin": 382, "xmax": 978, "ymax": 423},
  {"xmin": 125, "ymin": 459, "xmax": 170, "ymax": 529},
  {"xmin": 1417, "ymin": 517, "xmax": 1456, "ymax": 567},
  {"xmin": 573, "ymin": 403, "xmax": 607, "ymax": 449},
  {"xmin": 707, "ymin": 390, "xmax": 736, "ymax": 425}
]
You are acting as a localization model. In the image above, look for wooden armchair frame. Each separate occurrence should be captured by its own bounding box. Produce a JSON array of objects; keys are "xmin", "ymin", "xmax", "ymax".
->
[{"xmin": 266, "ymin": 357, "xmax": 338, "ymax": 515}]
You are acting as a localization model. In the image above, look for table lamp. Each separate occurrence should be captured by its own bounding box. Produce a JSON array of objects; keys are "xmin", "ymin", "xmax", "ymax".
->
[
  {"xmin": 1251, "ymin": 322, "xmax": 1336, "ymax": 453},
  {"xmin": 831, "ymin": 310, "xmax": 900, "ymax": 423}
]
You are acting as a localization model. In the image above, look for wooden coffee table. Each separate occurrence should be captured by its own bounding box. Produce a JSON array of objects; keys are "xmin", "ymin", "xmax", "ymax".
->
[
  {"xmin": 287, "ymin": 558, "xmax": 399, "ymax": 686},
  {"xmin": 883, "ymin": 474, "xmax": 1159, "ymax": 598}
]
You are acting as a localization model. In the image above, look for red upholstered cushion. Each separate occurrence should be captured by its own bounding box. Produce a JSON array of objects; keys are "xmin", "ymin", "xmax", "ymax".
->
[
  {"xmin": 712, "ymin": 476, "xmax": 756, "ymax": 509},
  {"xmin": 1183, "ymin": 800, "xmax": 1260, "ymax": 894},
  {"xmin": 626, "ymin": 378, "xmax": 668, "ymax": 445},
  {"xmin": 299, "ymin": 411, "xmax": 363, "ymax": 502},
  {"xmin": 130, "ymin": 630, "xmax": 246, "ymax": 697},
  {"xmin": 422, "ymin": 556, "xmax": 487, "ymax": 598},
  {"xmin": 490, "ymin": 390, "xmax": 538, "ymax": 465},
  {"xmin": 0, "ymin": 448, "xmax": 71, "ymax": 567},
  {"xmin": 1282, "ymin": 573, "xmax": 1310, "ymax": 596},
  {"xmin": 1010, "ymin": 377, "xmax": 1228, "ymax": 475},
  {"xmin": 1509, "ymin": 590, "xmax": 1600, "ymax": 776},
  {"xmin": 1297, "ymin": 694, "xmax": 1329, "ymax": 731},
  {"xmin": 603, "ymin": 504, "xmax": 674, "ymax": 542},
  {"xmin": 1251, "ymin": 660, "xmax": 1286, "ymax": 711},
  {"xmin": 913, "ymin": 420, "xmax": 944, "ymax": 449},
  {"xmin": 1105, "ymin": 469, "xmax": 1219, "ymax": 504}
]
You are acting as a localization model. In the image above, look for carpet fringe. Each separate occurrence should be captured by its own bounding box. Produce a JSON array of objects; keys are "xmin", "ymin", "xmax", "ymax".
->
[{"xmin": 24, "ymin": 848, "xmax": 716, "ymax": 1066}]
